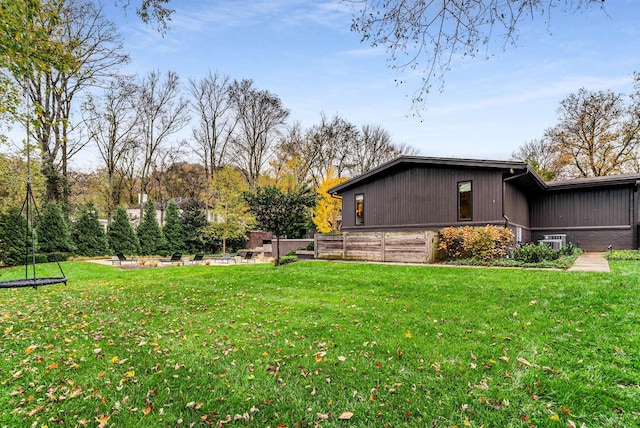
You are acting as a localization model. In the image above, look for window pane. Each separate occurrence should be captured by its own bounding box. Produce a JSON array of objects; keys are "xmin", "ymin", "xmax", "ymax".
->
[
  {"xmin": 355, "ymin": 194, "xmax": 364, "ymax": 225},
  {"xmin": 458, "ymin": 181, "xmax": 472, "ymax": 221}
]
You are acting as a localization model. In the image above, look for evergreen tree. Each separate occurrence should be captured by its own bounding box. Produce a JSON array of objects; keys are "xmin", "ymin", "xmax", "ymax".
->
[
  {"xmin": 107, "ymin": 207, "xmax": 140, "ymax": 255},
  {"xmin": 162, "ymin": 200, "xmax": 185, "ymax": 253},
  {"xmin": 0, "ymin": 207, "xmax": 35, "ymax": 266},
  {"xmin": 180, "ymin": 198, "xmax": 208, "ymax": 254},
  {"xmin": 137, "ymin": 200, "xmax": 164, "ymax": 255},
  {"xmin": 37, "ymin": 203, "xmax": 74, "ymax": 253},
  {"xmin": 71, "ymin": 203, "xmax": 109, "ymax": 257}
]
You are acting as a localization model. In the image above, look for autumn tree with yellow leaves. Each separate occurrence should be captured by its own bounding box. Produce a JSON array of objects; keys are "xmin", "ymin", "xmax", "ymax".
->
[{"xmin": 313, "ymin": 168, "xmax": 346, "ymax": 234}]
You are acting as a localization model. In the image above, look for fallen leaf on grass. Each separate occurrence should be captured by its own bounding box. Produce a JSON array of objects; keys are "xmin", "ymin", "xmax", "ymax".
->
[
  {"xmin": 517, "ymin": 357, "xmax": 532, "ymax": 367},
  {"xmin": 339, "ymin": 411, "xmax": 353, "ymax": 420}
]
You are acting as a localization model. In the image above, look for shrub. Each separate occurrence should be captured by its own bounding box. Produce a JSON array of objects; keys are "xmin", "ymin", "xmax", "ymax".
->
[
  {"xmin": 605, "ymin": 249, "xmax": 640, "ymax": 260},
  {"xmin": 511, "ymin": 242, "xmax": 580, "ymax": 264},
  {"xmin": 439, "ymin": 225, "xmax": 514, "ymax": 261},
  {"xmin": 278, "ymin": 254, "xmax": 297, "ymax": 265},
  {"xmin": 306, "ymin": 241, "xmax": 314, "ymax": 251},
  {"xmin": 511, "ymin": 243, "xmax": 559, "ymax": 263}
]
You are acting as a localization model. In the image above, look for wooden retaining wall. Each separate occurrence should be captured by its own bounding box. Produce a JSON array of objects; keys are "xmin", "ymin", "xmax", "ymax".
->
[{"xmin": 315, "ymin": 231, "xmax": 439, "ymax": 264}]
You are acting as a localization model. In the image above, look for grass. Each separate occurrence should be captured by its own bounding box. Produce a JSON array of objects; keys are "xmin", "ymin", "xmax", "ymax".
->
[{"xmin": 0, "ymin": 260, "xmax": 638, "ymax": 427}]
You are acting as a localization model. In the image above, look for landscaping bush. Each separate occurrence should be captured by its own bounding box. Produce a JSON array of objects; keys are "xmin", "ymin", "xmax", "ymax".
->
[
  {"xmin": 605, "ymin": 249, "xmax": 640, "ymax": 260},
  {"xmin": 439, "ymin": 225, "xmax": 514, "ymax": 261},
  {"xmin": 306, "ymin": 241, "xmax": 314, "ymax": 251},
  {"xmin": 511, "ymin": 242, "xmax": 559, "ymax": 263},
  {"xmin": 278, "ymin": 254, "xmax": 297, "ymax": 265}
]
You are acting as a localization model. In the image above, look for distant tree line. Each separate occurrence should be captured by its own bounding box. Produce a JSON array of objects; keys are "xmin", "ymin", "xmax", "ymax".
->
[{"xmin": 0, "ymin": 0, "xmax": 417, "ymax": 226}]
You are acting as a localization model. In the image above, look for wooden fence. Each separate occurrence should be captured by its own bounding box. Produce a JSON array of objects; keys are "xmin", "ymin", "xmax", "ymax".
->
[{"xmin": 315, "ymin": 231, "xmax": 439, "ymax": 264}]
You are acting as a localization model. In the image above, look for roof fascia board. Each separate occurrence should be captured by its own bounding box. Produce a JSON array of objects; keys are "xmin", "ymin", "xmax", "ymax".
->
[{"xmin": 329, "ymin": 155, "xmax": 531, "ymax": 194}]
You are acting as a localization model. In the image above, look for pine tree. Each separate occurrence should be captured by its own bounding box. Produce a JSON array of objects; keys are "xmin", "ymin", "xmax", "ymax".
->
[
  {"xmin": 37, "ymin": 203, "xmax": 74, "ymax": 253},
  {"xmin": 71, "ymin": 203, "xmax": 109, "ymax": 257},
  {"xmin": 107, "ymin": 207, "xmax": 140, "ymax": 255},
  {"xmin": 0, "ymin": 207, "xmax": 35, "ymax": 266},
  {"xmin": 137, "ymin": 200, "xmax": 164, "ymax": 255},
  {"xmin": 162, "ymin": 200, "xmax": 185, "ymax": 253},
  {"xmin": 181, "ymin": 198, "xmax": 208, "ymax": 254}
]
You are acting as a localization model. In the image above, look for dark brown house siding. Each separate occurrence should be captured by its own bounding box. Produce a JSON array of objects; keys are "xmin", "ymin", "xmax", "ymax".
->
[
  {"xmin": 340, "ymin": 165, "xmax": 506, "ymax": 232},
  {"xmin": 530, "ymin": 186, "xmax": 635, "ymax": 250},
  {"xmin": 503, "ymin": 181, "xmax": 531, "ymax": 242},
  {"xmin": 330, "ymin": 156, "xmax": 640, "ymax": 252}
]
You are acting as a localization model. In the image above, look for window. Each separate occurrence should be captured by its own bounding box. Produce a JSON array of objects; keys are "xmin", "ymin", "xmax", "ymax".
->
[
  {"xmin": 458, "ymin": 181, "xmax": 472, "ymax": 221},
  {"xmin": 355, "ymin": 193, "xmax": 364, "ymax": 225}
]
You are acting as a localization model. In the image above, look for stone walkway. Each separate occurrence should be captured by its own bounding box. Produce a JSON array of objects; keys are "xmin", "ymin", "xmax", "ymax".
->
[{"xmin": 567, "ymin": 252, "xmax": 610, "ymax": 272}]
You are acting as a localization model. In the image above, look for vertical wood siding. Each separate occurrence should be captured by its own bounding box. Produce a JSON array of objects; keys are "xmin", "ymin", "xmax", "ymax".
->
[
  {"xmin": 531, "ymin": 187, "xmax": 631, "ymax": 227},
  {"xmin": 504, "ymin": 182, "xmax": 529, "ymax": 227},
  {"xmin": 340, "ymin": 165, "xmax": 505, "ymax": 231}
]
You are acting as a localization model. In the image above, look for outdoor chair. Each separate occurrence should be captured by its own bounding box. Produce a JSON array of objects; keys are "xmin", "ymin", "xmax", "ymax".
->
[
  {"xmin": 113, "ymin": 252, "xmax": 137, "ymax": 265},
  {"xmin": 190, "ymin": 253, "xmax": 205, "ymax": 264},
  {"xmin": 218, "ymin": 253, "xmax": 235, "ymax": 264},
  {"xmin": 160, "ymin": 253, "xmax": 183, "ymax": 265},
  {"xmin": 240, "ymin": 251, "xmax": 255, "ymax": 263}
]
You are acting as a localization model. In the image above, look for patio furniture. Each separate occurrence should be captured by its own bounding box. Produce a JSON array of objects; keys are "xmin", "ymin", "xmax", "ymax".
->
[
  {"xmin": 190, "ymin": 253, "xmax": 205, "ymax": 264},
  {"xmin": 220, "ymin": 253, "xmax": 236, "ymax": 264},
  {"xmin": 240, "ymin": 251, "xmax": 255, "ymax": 263},
  {"xmin": 113, "ymin": 252, "xmax": 137, "ymax": 265},
  {"xmin": 160, "ymin": 253, "xmax": 183, "ymax": 265}
]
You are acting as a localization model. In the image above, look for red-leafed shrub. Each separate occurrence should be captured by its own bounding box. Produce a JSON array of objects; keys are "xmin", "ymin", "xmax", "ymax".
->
[{"xmin": 439, "ymin": 225, "xmax": 514, "ymax": 261}]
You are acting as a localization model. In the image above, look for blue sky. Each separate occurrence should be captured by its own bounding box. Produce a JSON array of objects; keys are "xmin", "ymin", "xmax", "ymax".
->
[{"xmin": 102, "ymin": 0, "xmax": 639, "ymax": 162}]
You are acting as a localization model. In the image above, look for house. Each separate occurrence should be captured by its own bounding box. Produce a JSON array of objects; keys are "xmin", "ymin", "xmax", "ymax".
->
[
  {"xmin": 126, "ymin": 197, "xmax": 193, "ymax": 227},
  {"xmin": 328, "ymin": 156, "xmax": 640, "ymax": 251}
]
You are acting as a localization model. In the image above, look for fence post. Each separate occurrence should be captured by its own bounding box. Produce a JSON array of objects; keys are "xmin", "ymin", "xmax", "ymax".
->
[
  {"xmin": 343, "ymin": 233, "xmax": 347, "ymax": 259},
  {"xmin": 314, "ymin": 234, "xmax": 318, "ymax": 259},
  {"xmin": 381, "ymin": 232, "xmax": 386, "ymax": 262}
]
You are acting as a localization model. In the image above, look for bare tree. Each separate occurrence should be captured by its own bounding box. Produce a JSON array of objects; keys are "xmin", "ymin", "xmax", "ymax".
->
[
  {"xmin": 187, "ymin": 71, "xmax": 237, "ymax": 209},
  {"xmin": 348, "ymin": 0, "xmax": 606, "ymax": 111},
  {"xmin": 306, "ymin": 112, "xmax": 359, "ymax": 186},
  {"xmin": 22, "ymin": 0, "xmax": 129, "ymax": 204},
  {"xmin": 546, "ymin": 87, "xmax": 640, "ymax": 178},
  {"xmin": 229, "ymin": 79, "xmax": 289, "ymax": 185},
  {"xmin": 270, "ymin": 122, "xmax": 315, "ymax": 188},
  {"xmin": 512, "ymin": 138, "xmax": 566, "ymax": 181},
  {"xmin": 347, "ymin": 123, "xmax": 418, "ymax": 176},
  {"xmin": 135, "ymin": 70, "xmax": 189, "ymax": 217},
  {"xmin": 83, "ymin": 76, "xmax": 139, "ymax": 219}
]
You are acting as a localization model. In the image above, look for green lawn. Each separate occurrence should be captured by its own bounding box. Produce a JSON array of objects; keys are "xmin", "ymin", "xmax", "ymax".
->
[{"xmin": 0, "ymin": 261, "xmax": 638, "ymax": 427}]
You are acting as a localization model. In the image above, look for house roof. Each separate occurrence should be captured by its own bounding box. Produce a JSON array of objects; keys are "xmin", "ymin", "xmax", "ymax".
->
[
  {"xmin": 329, "ymin": 155, "xmax": 547, "ymax": 194},
  {"xmin": 329, "ymin": 155, "xmax": 640, "ymax": 195},
  {"xmin": 546, "ymin": 173, "xmax": 640, "ymax": 190}
]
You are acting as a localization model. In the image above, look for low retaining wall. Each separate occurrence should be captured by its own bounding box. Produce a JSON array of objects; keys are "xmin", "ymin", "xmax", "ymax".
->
[{"xmin": 315, "ymin": 231, "xmax": 439, "ymax": 263}]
